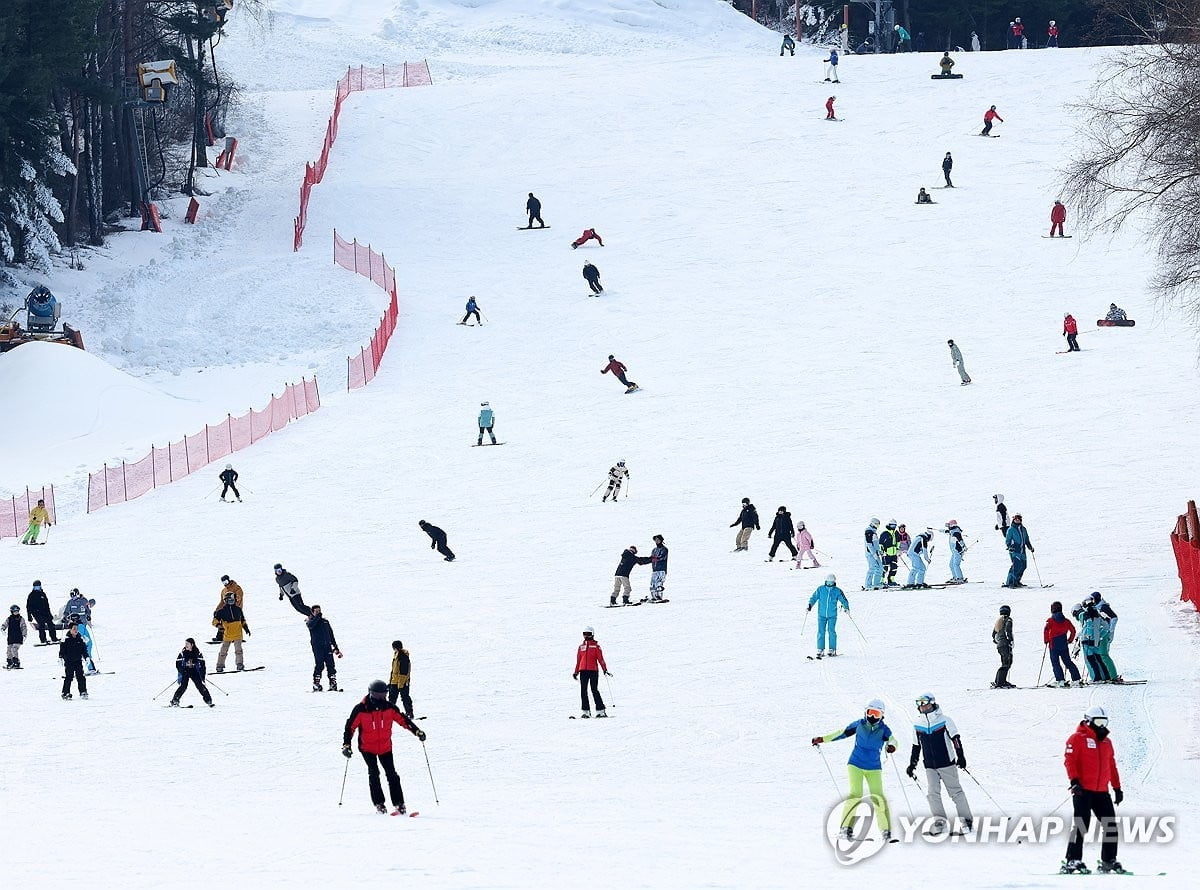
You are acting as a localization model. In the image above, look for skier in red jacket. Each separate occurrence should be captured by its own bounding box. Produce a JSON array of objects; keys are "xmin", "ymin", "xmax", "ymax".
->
[
  {"xmin": 572, "ymin": 228, "xmax": 604, "ymax": 249},
  {"xmin": 1061, "ymin": 706, "xmax": 1125, "ymax": 874},
  {"xmin": 1050, "ymin": 200, "xmax": 1067, "ymax": 237},
  {"xmin": 825, "ymin": 96, "xmax": 837, "ymax": 120},
  {"xmin": 981, "ymin": 105, "xmax": 1004, "ymax": 136},
  {"xmin": 573, "ymin": 626, "xmax": 610, "ymax": 718},
  {"xmin": 601, "ymin": 355, "xmax": 638, "ymax": 392},
  {"xmin": 1063, "ymin": 314, "xmax": 1080, "ymax": 352},
  {"xmin": 1047, "ymin": 20, "xmax": 1059, "ymax": 47},
  {"xmin": 1043, "ymin": 601, "xmax": 1082, "ymax": 686},
  {"xmin": 342, "ymin": 680, "xmax": 427, "ymax": 814}
]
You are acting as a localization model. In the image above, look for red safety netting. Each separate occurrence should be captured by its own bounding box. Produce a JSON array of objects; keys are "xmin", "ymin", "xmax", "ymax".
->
[
  {"xmin": 293, "ymin": 61, "xmax": 433, "ymax": 251},
  {"xmin": 1171, "ymin": 501, "xmax": 1200, "ymax": 611},
  {"xmin": 86, "ymin": 378, "xmax": 321, "ymax": 513},
  {"xmin": 0, "ymin": 486, "xmax": 56, "ymax": 540},
  {"xmin": 334, "ymin": 230, "xmax": 400, "ymax": 390}
]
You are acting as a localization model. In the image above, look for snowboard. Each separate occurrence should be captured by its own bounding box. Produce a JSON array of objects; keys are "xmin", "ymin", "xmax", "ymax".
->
[
  {"xmin": 456, "ymin": 322, "xmax": 481, "ymax": 326},
  {"xmin": 604, "ymin": 601, "xmax": 642, "ymax": 608},
  {"xmin": 979, "ymin": 134, "xmax": 1000, "ymax": 138},
  {"xmin": 931, "ymin": 73, "xmax": 964, "ymax": 79},
  {"xmin": 471, "ymin": 442, "xmax": 505, "ymax": 446},
  {"xmin": 915, "ymin": 201, "xmax": 938, "ymax": 205},
  {"xmin": 1097, "ymin": 319, "xmax": 1135, "ymax": 327},
  {"xmin": 1042, "ymin": 235, "xmax": 1074, "ymax": 239},
  {"xmin": 640, "ymin": 598, "xmax": 670, "ymax": 605},
  {"xmin": 517, "ymin": 226, "xmax": 551, "ymax": 230}
]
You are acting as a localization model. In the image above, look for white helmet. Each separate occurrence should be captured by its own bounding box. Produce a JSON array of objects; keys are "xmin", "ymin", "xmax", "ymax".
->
[
  {"xmin": 582, "ymin": 626, "xmax": 594, "ymax": 635},
  {"xmin": 825, "ymin": 574, "xmax": 837, "ymax": 585},
  {"xmin": 866, "ymin": 698, "xmax": 886, "ymax": 713},
  {"xmin": 1084, "ymin": 705, "xmax": 1107, "ymax": 721},
  {"xmin": 225, "ymin": 463, "xmax": 232, "ymax": 470}
]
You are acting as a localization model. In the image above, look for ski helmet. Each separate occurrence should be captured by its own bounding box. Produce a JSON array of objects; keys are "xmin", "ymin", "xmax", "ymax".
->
[
  {"xmin": 825, "ymin": 574, "xmax": 837, "ymax": 585},
  {"xmin": 481, "ymin": 401, "xmax": 489, "ymax": 407},
  {"xmin": 946, "ymin": 519, "xmax": 958, "ymax": 528},
  {"xmin": 865, "ymin": 699, "xmax": 886, "ymax": 722},
  {"xmin": 368, "ymin": 680, "xmax": 388, "ymax": 697},
  {"xmin": 274, "ymin": 564, "xmax": 283, "ymax": 572},
  {"xmin": 999, "ymin": 605, "xmax": 1011, "ymax": 615},
  {"xmin": 9, "ymin": 605, "xmax": 18, "ymax": 612},
  {"xmin": 32, "ymin": 581, "xmax": 41, "ymax": 589},
  {"xmin": 617, "ymin": 460, "xmax": 625, "ymax": 467},
  {"xmin": 225, "ymin": 463, "xmax": 232, "ymax": 470},
  {"xmin": 869, "ymin": 517, "xmax": 880, "ymax": 527},
  {"xmin": 628, "ymin": 545, "xmax": 638, "ymax": 554},
  {"xmin": 582, "ymin": 626, "xmax": 594, "ymax": 635},
  {"xmin": 221, "ymin": 575, "xmax": 230, "ymax": 583},
  {"xmin": 70, "ymin": 588, "xmax": 80, "ymax": 596},
  {"xmin": 915, "ymin": 693, "xmax": 936, "ymax": 709},
  {"xmin": 887, "ymin": 519, "xmax": 897, "ymax": 527},
  {"xmin": 742, "ymin": 497, "xmax": 750, "ymax": 505},
  {"xmin": 1090, "ymin": 591, "xmax": 1102, "ymax": 602},
  {"xmin": 797, "ymin": 521, "xmax": 805, "ymax": 529},
  {"xmin": 1084, "ymin": 705, "xmax": 1108, "ymax": 726}
]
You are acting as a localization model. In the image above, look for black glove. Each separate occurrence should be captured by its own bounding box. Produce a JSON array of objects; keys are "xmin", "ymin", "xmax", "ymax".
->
[
  {"xmin": 956, "ymin": 755, "xmax": 967, "ymax": 769},
  {"xmin": 1114, "ymin": 788, "xmax": 1123, "ymax": 805},
  {"xmin": 906, "ymin": 764, "xmax": 916, "ymax": 779},
  {"xmin": 604, "ymin": 671, "xmax": 612, "ymax": 677},
  {"xmin": 806, "ymin": 604, "xmax": 813, "ymax": 612},
  {"xmin": 1070, "ymin": 778, "xmax": 1084, "ymax": 796},
  {"xmin": 416, "ymin": 730, "xmax": 427, "ymax": 742},
  {"xmin": 279, "ymin": 592, "xmax": 284, "ymax": 601},
  {"xmin": 342, "ymin": 745, "xmax": 353, "ymax": 759}
]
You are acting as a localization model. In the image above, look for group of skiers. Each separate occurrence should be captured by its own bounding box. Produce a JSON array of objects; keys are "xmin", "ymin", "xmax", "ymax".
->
[
  {"xmin": 862, "ymin": 517, "xmax": 969, "ymax": 590},
  {"xmin": 3, "ymin": 581, "xmax": 99, "ymax": 697}
]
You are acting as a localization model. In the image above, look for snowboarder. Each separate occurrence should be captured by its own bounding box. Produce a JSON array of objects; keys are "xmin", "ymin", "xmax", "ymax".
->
[
  {"xmin": 942, "ymin": 152, "xmax": 954, "ymax": 187},
  {"xmin": 59, "ymin": 624, "xmax": 89, "ymax": 700},
  {"xmin": 781, "ymin": 33, "xmax": 795, "ymax": 56},
  {"xmin": 812, "ymin": 699, "xmax": 897, "ymax": 841},
  {"xmin": 388, "ymin": 640, "xmax": 414, "ymax": 716},
  {"xmin": 1105, "ymin": 304, "xmax": 1127, "ymax": 322},
  {"xmin": 768, "ymin": 506, "xmax": 798, "ymax": 560},
  {"xmin": 218, "ymin": 464, "xmax": 241, "ymax": 502},
  {"xmin": 602, "ymin": 461, "xmax": 629, "ymax": 502},
  {"xmin": 864, "ymin": 518, "xmax": 883, "ymax": 589},
  {"xmin": 212, "ymin": 592, "xmax": 250, "ymax": 673},
  {"xmin": 1044, "ymin": 601, "xmax": 1083, "ymax": 687},
  {"xmin": 970, "ymin": 31, "xmax": 981, "ymax": 52},
  {"xmin": 943, "ymin": 520, "xmax": 967, "ymax": 583},
  {"xmin": 1063, "ymin": 313, "xmax": 1080, "ymax": 351},
  {"xmin": 211, "ymin": 575, "xmax": 244, "ymax": 642},
  {"xmin": 20, "ymin": 498, "xmax": 51, "ymax": 544},
  {"xmin": 795, "ymin": 521, "xmax": 820, "ymax": 568},
  {"xmin": 981, "ymin": 105, "xmax": 1003, "ymax": 136},
  {"xmin": 476, "ymin": 401, "xmax": 497, "ymax": 446},
  {"xmin": 600, "ymin": 355, "xmax": 637, "ymax": 392},
  {"xmin": 994, "ymin": 494, "xmax": 1008, "ymax": 533},
  {"xmin": 916, "ymin": 188, "xmax": 934, "ymax": 204},
  {"xmin": 991, "ymin": 604, "xmax": 1016, "ymax": 688},
  {"xmin": 171, "ymin": 638, "xmax": 214, "ymax": 707},
  {"xmin": 648, "ymin": 534, "xmax": 668, "ymax": 602},
  {"xmin": 1061, "ymin": 706, "xmax": 1124, "ymax": 874},
  {"xmin": 937, "ymin": 52, "xmax": 956, "ymax": 77},
  {"xmin": 807, "ymin": 574, "xmax": 849, "ymax": 657},
  {"xmin": 460, "ymin": 296, "xmax": 482, "ymax": 326},
  {"xmin": 418, "ymin": 520, "xmax": 455, "ymax": 561},
  {"xmin": 947, "ymin": 339, "xmax": 971, "ymax": 384},
  {"xmin": 3, "ymin": 605, "xmax": 27, "ymax": 669},
  {"xmin": 905, "ymin": 529, "xmax": 934, "ymax": 588},
  {"xmin": 907, "ymin": 693, "xmax": 973, "ymax": 832},
  {"xmin": 583, "ymin": 262, "xmax": 604, "ymax": 295},
  {"xmin": 273, "ymin": 563, "xmax": 312, "ymax": 616},
  {"xmin": 610, "ymin": 545, "xmax": 651, "ymax": 606},
  {"xmin": 879, "ymin": 520, "xmax": 901, "ymax": 587},
  {"xmin": 730, "ymin": 497, "xmax": 760, "ymax": 551},
  {"xmin": 571, "ymin": 228, "xmax": 603, "ymax": 249},
  {"xmin": 26, "ymin": 580, "xmax": 57, "ymax": 643},
  {"xmin": 1050, "ymin": 200, "xmax": 1067, "ymax": 237},
  {"xmin": 573, "ymin": 626, "xmax": 610, "ymax": 717},
  {"xmin": 825, "ymin": 96, "xmax": 837, "ymax": 120},
  {"xmin": 307, "ymin": 604, "xmax": 342, "ymax": 691},
  {"xmin": 342, "ymin": 680, "xmax": 427, "ymax": 814},
  {"xmin": 525, "ymin": 192, "xmax": 544, "ymax": 228},
  {"xmin": 823, "ymin": 48, "xmax": 839, "ymax": 81},
  {"xmin": 1003, "ymin": 514, "xmax": 1034, "ymax": 587},
  {"xmin": 1047, "ymin": 20, "xmax": 1059, "ymax": 47}
]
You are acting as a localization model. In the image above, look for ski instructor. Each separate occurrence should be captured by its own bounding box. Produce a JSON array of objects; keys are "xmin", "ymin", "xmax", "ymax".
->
[{"xmin": 343, "ymin": 680, "xmax": 427, "ymax": 815}]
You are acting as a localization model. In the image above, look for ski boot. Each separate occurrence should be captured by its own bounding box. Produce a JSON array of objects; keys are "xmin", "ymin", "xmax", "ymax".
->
[
  {"xmin": 376, "ymin": 804, "xmax": 388, "ymax": 814},
  {"xmin": 815, "ymin": 650, "xmax": 825, "ymax": 659},
  {"xmin": 827, "ymin": 650, "xmax": 838, "ymax": 657},
  {"xmin": 312, "ymin": 680, "xmax": 323, "ymax": 692},
  {"xmin": 580, "ymin": 711, "xmax": 591, "ymax": 719},
  {"xmin": 236, "ymin": 665, "xmax": 245, "ymax": 672},
  {"xmin": 11, "ymin": 658, "xmax": 19, "ymax": 669},
  {"xmin": 1054, "ymin": 680, "xmax": 1068, "ymax": 688},
  {"xmin": 328, "ymin": 677, "xmax": 339, "ymax": 692},
  {"xmin": 80, "ymin": 693, "xmax": 88, "ymax": 700},
  {"xmin": 621, "ymin": 599, "xmax": 632, "ymax": 606},
  {"xmin": 1060, "ymin": 860, "xmax": 1090, "ymax": 874},
  {"xmin": 392, "ymin": 806, "xmax": 407, "ymax": 816},
  {"xmin": 882, "ymin": 830, "xmax": 892, "ymax": 842},
  {"xmin": 207, "ymin": 701, "xmax": 215, "ymax": 707},
  {"xmin": 169, "ymin": 700, "xmax": 180, "ymax": 707},
  {"xmin": 62, "ymin": 693, "xmax": 72, "ymax": 700},
  {"xmin": 1096, "ymin": 860, "xmax": 1127, "ymax": 875},
  {"xmin": 215, "ymin": 667, "xmax": 225, "ymax": 673},
  {"xmin": 596, "ymin": 709, "xmax": 608, "ymax": 718}
]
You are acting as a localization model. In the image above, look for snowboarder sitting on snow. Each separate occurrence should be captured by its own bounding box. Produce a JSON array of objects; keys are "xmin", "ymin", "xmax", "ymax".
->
[
  {"xmin": 603, "ymin": 461, "xmax": 629, "ymax": 502},
  {"xmin": 219, "ymin": 464, "xmax": 241, "ymax": 502},
  {"xmin": 583, "ymin": 262, "xmax": 603, "ymax": 294},
  {"xmin": 273, "ymin": 563, "xmax": 312, "ymax": 616},
  {"xmin": 461, "ymin": 296, "xmax": 481, "ymax": 325},
  {"xmin": 937, "ymin": 52, "xmax": 956, "ymax": 76},
  {"xmin": 812, "ymin": 699, "xmax": 897, "ymax": 841},
  {"xmin": 781, "ymin": 33, "xmax": 795, "ymax": 56},
  {"xmin": 807, "ymin": 574, "xmax": 849, "ymax": 657},
  {"xmin": 1105, "ymin": 303, "xmax": 1127, "ymax": 322},
  {"xmin": 572, "ymin": 228, "xmax": 603, "ymax": 249},
  {"xmin": 601, "ymin": 355, "xmax": 636, "ymax": 391},
  {"xmin": 477, "ymin": 402, "xmax": 497, "ymax": 446},
  {"xmin": 917, "ymin": 188, "xmax": 934, "ymax": 204},
  {"xmin": 418, "ymin": 520, "xmax": 455, "ymax": 561},
  {"xmin": 342, "ymin": 680, "xmax": 426, "ymax": 814}
]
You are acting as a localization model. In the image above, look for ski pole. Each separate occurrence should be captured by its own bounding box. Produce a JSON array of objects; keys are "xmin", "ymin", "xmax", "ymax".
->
[
  {"xmin": 815, "ymin": 743, "xmax": 842, "ymax": 795},
  {"xmin": 421, "ymin": 739, "xmax": 440, "ymax": 804},
  {"xmin": 152, "ymin": 679, "xmax": 178, "ymax": 701},
  {"xmin": 800, "ymin": 606, "xmax": 811, "ymax": 638},
  {"xmin": 338, "ymin": 754, "xmax": 350, "ymax": 806},
  {"xmin": 845, "ymin": 610, "xmax": 869, "ymax": 644},
  {"xmin": 623, "ymin": 480, "xmax": 630, "ymax": 500},
  {"xmin": 206, "ymin": 677, "xmax": 230, "ymax": 697},
  {"xmin": 589, "ymin": 481, "xmax": 605, "ymax": 498},
  {"xmin": 604, "ymin": 672, "xmax": 615, "ymax": 708},
  {"xmin": 889, "ymin": 752, "xmax": 914, "ymax": 817},
  {"xmin": 1036, "ymin": 643, "xmax": 1048, "ymax": 687},
  {"xmin": 814, "ymin": 548, "xmax": 833, "ymax": 560},
  {"xmin": 204, "ymin": 484, "xmax": 220, "ymax": 500},
  {"xmin": 480, "ymin": 310, "xmax": 489, "ymax": 324},
  {"xmin": 1031, "ymin": 552, "xmax": 1044, "ymax": 587},
  {"xmin": 962, "ymin": 767, "xmax": 1010, "ymax": 817}
]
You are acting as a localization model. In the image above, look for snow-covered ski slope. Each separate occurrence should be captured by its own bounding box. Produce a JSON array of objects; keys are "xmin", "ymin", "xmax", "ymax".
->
[{"xmin": 3, "ymin": 1, "xmax": 1200, "ymax": 886}]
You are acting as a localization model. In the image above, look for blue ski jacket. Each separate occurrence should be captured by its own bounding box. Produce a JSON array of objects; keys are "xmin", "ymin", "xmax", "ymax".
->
[
  {"xmin": 1005, "ymin": 524, "xmax": 1033, "ymax": 554},
  {"xmin": 478, "ymin": 408, "xmax": 494, "ymax": 427},
  {"xmin": 808, "ymin": 583, "xmax": 849, "ymax": 619},
  {"xmin": 821, "ymin": 718, "xmax": 895, "ymax": 770}
]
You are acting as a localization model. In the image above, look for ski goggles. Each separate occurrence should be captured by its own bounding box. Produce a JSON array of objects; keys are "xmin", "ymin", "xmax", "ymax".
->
[
  {"xmin": 1091, "ymin": 716, "xmax": 1109, "ymax": 728},
  {"xmin": 865, "ymin": 708, "xmax": 884, "ymax": 720},
  {"xmin": 915, "ymin": 697, "xmax": 935, "ymax": 709}
]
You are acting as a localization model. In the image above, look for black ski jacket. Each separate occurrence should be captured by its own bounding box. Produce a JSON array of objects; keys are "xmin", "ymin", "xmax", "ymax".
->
[
  {"xmin": 731, "ymin": 504, "xmax": 760, "ymax": 530},
  {"xmin": 770, "ymin": 512, "xmax": 795, "ymax": 541},
  {"xmin": 307, "ymin": 615, "xmax": 339, "ymax": 652},
  {"xmin": 26, "ymin": 588, "xmax": 53, "ymax": 621},
  {"xmin": 615, "ymin": 548, "xmax": 652, "ymax": 577},
  {"xmin": 59, "ymin": 634, "xmax": 88, "ymax": 665}
]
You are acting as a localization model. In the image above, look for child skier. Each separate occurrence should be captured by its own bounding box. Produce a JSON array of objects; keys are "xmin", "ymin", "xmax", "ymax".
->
[
  {"xmin": 460, "ymin": 296, "xmax": 482, "ymax": 325},
  {"xmin": 3, "ymin": 605, "xmax": 27, "ymax": 669},
  {"xmin": 1044, "ymin": 602, "xmax": 1083, "ymax": 687},
  {"xmin": 812, "ymin": 699, "xmax": 897, "ymax": 841},
  {"xmin": 807, "ymin": 574, "xmax": 849, "ymax": 657},
  {"xmin": 602, "ymin": 461, "xmax": 629, "ymax": 502},
  {"xmin": 342, "ymin": 680, "xmax": 427, "ymax": 814},
  {"xmin": 795, "ymin": 521, "xmax": 820, "ymax": 568}
]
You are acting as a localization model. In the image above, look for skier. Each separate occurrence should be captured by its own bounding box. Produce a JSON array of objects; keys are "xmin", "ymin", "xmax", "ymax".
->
[
  {"xmin": 937, "ymin": 52, "xmax": 955, "ymax": 77},
  {"xmin": 795, "ymin": 521, "xmax": 820, "ymax": 568},
  {"xmin": 991, "ymin": 604, "xmax": 1016, "ymax": 688},
  {"xmin": 171, "ymin": 638, "xmax": 214, "ymax": 707},
  {"xmin": 916, "ymin": 188, "xmax": 934, "ymax": 204},
  {"xmin": 781, "ymin": 33, "xmax": 795, "ymax": 56},
  {"xmin": 1047, "ymin": 20, "xmax": 1059, "ymax": 47},
  {"xmin": 418, "ymin": 520, "xmax": 455, "ymax": 561},
  {"xmin": 823, "ymin": 48, "xmax": 839, "ymax": 81},
  {"xmin": 3, "ymin": 605, "xmax": 27, "ymax": 669},
  {"xmin": 648, "ymin": 535, "xmax": 669, "ymax": 602},
  {"xmin": 61, "ymin": 589, "xmax": 97, "ymax": 673},
  {"xmin": 273, "ymin": 563, "xmax": 312, "ymax": 616},
  {"xmin": 1050, "ymin": 200, "xmax": 1067, "ymax": 237},
  {"xmin": 994, "ymin": 494, "xmax": 1008, "ymax": 533},
  {"xmin": 1044, "ymin": 601, "xmax": 1083, "ymax": 687},
  {"xmin": 905, "ymin": 529, "xmax": 934, "ymax": 588},
  {"xmin": 476, "ymin": 401, "xmax": 497, "ymax": 446},
  {"xmin": 610, "ymin": 545, "xmax": 651, "ymax": 606},
  {"xmin": 211, "ymin": 575, "xmax": 244, "ymax": 642},
  {"xmin": 1003, "ymin": 513, "xmax": 1034, "ymax": 587},
  {"xmin": 460, "ymin": 296, "xmax": 482, "ymax": 326},
  {"xmin": 730, "ymin": 497, "xmax": 760, "ymax": 551},
  {"xmin": 907, "ymin": 693, "xmax": 973, "ymax": 833},
  {"xmin": 571, "ymin": 228, "xmax": 603, "ymax": 249},
  {"xmin": 825, "ymin": 96, "xmax": 837, "ymax": 120},
  {"xmin": 1076, "ymin": 602, "xmax": 1120, "ymax": 683},
  {"xmin": 525, "ymin": 192, "xmax": 544, "ymax": 228},
  {"xmin": 879, "ymin": 520, "xmax": 901, "ymax": 587},
  {"xmin": 943, "ymin": 520, "xmax": 967, "ymax": 583},
  {"xmin": 864, "ymin": 518, "xmax": 883, "ymax": 589},
  {"xmin": 582, "ymin": 262, "xmax": 604, "ymax": 295},
  {"xmin": 20, "ymin": 498, "xmax": 51, "ymax": 544},
  {"xmin": 573, "ymin": 626, "xmax": 610, "ymax": 718},
  {"xmin": 59, "ymin": 623, "xmax": 89, "ymax": 700},
  {"xmin": 811, "ymin": 699, "xmax": 897, "ymax": 841},
  {"xmin": 1105, "ymin": 303, "xmax": 1127, "ymax": 322},
  {"xmin": 218, "ymin": 464, "xmax": 241, "ymax": 502},
  {"xmin": 947, "ymin": 339, "xmax": 971, "ymax": 384},
  {"xmin": 342, "ymin": 680, "xmax": 427, "ymax": 814},
  {"xmin": 897, "ymin": 524, "xmax": 911, "ymax": 559},
  {"xmin": 1012, "ymin": 18, "xmax": 1025, "ymax": 48},
  {"xmin": 1088, "ymin": 590, "xmax": 1119, "ymax": 636},
  {"xmin": 970, "ymin": 31, "xmax": 981, "ymax": 52},
  {"xmin": 768, "ymin": 506, "xmax": 798, "ymax": 561},
  {"xmin": 307, "ymin": 604, "xmax": 342, "ymax": 691},
  {"xmin": 981, "ymin": 105, "xmax": 1004, "ymax": 136},
  {"xmin": 1062, "ymin": 706, "xmax": 1125, "ymax": 874},
  {"xmin": 388, "ymin": 640, "xmax": 414, "ymax": 716},
  {"xmin": 600, "ymin": 355, "xmax": 637, "ymax": 392},
  {"xmin": 602, "ymin": 461, "xmax": 629, "ymax": 502},
  {"xmin": 26, "ymin": 580, "xmax": 58, "ymax": 643},
  {"xmin": 212, "ymin": 592, "xmax": 250, "ymax": 673},
  {"xmin": 1063, "ymin": 313, "xmax": 1080, "ymax": 351},
  {"xmin": 893, "ymin": 23, "xmax": 911, "ymax": 51},
  {"xmin": 942, "ymin": 152, "xmax": 954, "ymax": 187},
  {"xmin": 807, "ymin": 574, "xmax": 849, "ymax": 657}
]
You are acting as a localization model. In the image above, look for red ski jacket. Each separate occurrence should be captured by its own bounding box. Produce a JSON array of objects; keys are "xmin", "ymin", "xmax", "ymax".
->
[
  {"xmin": 825, "ymin": 98, "xmax": 835, "ymax": 114},
  {"xmin": 575, "ymin": 639, "xmax": 608, "ymax": 673},
  {"xmin": 1051, "ymin": 203, "xmax": 1067, "ymax": 224},
  {"xmin": 344, "ymin": 700, "xmax": 418, "ymax": 755},
  {"xmin": 1013, "ymin": 22, "xmax": 1025, "ymax": 37},
  {"xmin": 1063, "ymin": 315, "xmax": 1078, "ymax": 335},
  {"xmin": 601, "ymin": 359, "xmax": 627, "ymax": 376},
  {"xmin": 1048, "ymin": 25, "xmax": 1059, "ymax": 38},
  {"xmin": 984, "ymin": 109, "xmax": 1003, "ymax": 123},
  {"xmin": 1044, "ymin": 614, "xmax": 1076, "ymax": 645},
  {"xmin": 1064, "ymin": 722, "xmax": 1121, "ymax": 793}
]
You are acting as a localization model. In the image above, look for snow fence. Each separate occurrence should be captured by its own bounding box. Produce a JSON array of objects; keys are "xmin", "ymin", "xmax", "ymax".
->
[
  {"xmin": 1171, "ymin": 500, "xmax": 1200, "ymax": 611},
  {"xmin": 335, "ymin": 231, "xmax": 399, "ymax": 390},
  {"xmin": 86, "ymin": 378, "xmax": 320, "ymax": 513},
  {"xmin": 293, "ymin": 61, "xmax": 432, "ymax": 251},
  {"xmin": 1, "ymin": 486, "xmax": 56, "ymax": 541}
]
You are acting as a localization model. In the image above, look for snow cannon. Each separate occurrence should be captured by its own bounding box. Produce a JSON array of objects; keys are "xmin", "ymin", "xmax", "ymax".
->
[{"xmin": 25, "ymin": 285, "xmax": 60, "ymax": 333}]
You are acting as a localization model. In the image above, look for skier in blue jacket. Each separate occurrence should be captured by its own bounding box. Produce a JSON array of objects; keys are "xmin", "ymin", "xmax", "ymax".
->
[
  {"xmin": 905, "ymin": 529, "xmax": 934, "ymax": 588},
  {"xmin": 943, "ymin": 520, "xmax": 967, "ymax": 583},
  {"xmin": 823, "ymin": 48, "xmax": 840, "ymax": 82},
  {"xmin": 476, "ymin": 402, "xmax": 497, "ymax": 446},
  {"xmin": 864, "ymin": 518, "xmax": 883, "ymax": 590},
  {"xmin": 1003, "ymin": 514, "xmax": 1034, "ymax": 588},
  {"xmin": 460, "ymin": 296, "xmax": 482, "ymax": 326},
  {"xmin": 812, "ymin": 699, "xmax": 897, "ymax": 841},
  {"xmin": 807, "ymin": 574, "xmax": 850, "ymax": 657}
]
